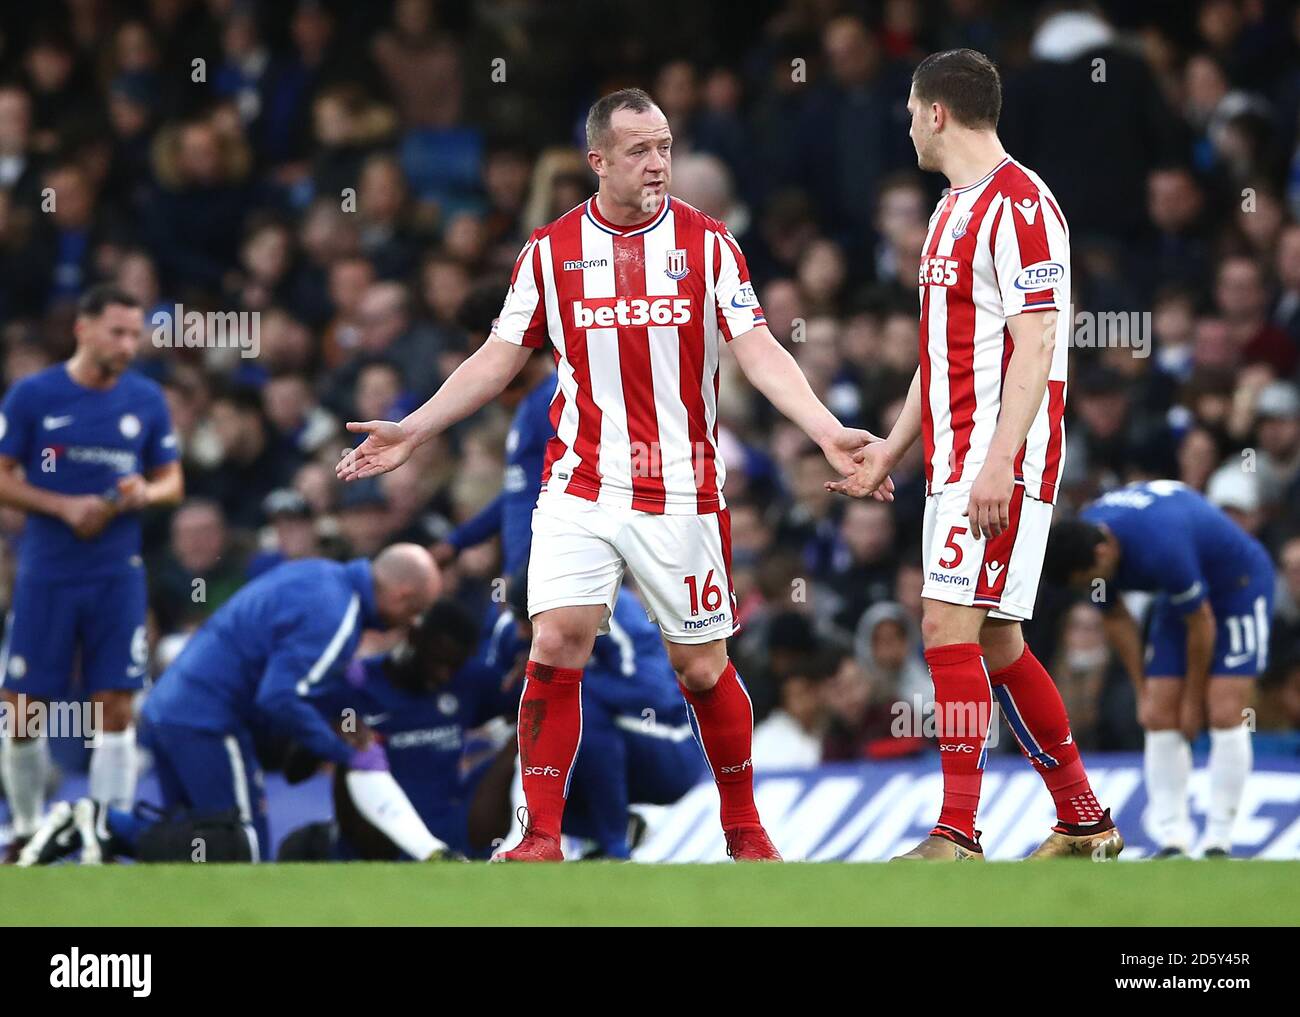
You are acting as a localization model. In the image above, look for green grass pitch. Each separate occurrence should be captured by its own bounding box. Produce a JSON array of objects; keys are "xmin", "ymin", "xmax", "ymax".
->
[{"xmin": 3, "ymin": 860, "xmax": 1299, "ymax": 925}]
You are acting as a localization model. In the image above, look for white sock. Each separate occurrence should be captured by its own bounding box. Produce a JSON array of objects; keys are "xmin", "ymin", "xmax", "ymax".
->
[
  {"xmin": 345, "ymin": 770, "xmax": 447, "ymax": 860},
  {"xmin": 1, "ymin": 738, "xmax": 49, "ymax": 837},
  {"xmin": 1205, "ymin": 726, "xmax": 1252, "ymax": 851},
  {"xmin": 89, "ymin": 728, "xmax": 137, "ymax": 809},
  {"xmin": 1144, "ymin": 729, "xmax": 1192, "ymax": 852}
]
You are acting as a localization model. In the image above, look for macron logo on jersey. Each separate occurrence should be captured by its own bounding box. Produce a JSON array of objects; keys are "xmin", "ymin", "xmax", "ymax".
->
[
  {"xmin": 1013, "ymin": 198, "xmax": 1039, "ymax": 225},
  {"xmin": 571, "ymin": 297, "xmax": 692, "ymax": 329}
]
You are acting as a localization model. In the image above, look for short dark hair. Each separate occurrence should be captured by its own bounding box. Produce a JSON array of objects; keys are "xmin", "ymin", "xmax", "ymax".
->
[
  {"xmin": 1042, "ymin": 518, "xmax": 1107, "ymax": 587},
  {"xmin": 211, "ymin": 381, "xmax": 264, "ymax": 417},
  {"xmin": 586, "ymin": 87, "xmax": 658, "ymax": 150},
  {"xmin": 391, "ymin": 598, "xmax": 480, "ymax": 690},
  {"xmin": 911, "ymin": 48, "xmax": 1001, "ymax": 129},
  {"xmin": 77, "ymin": 284, "xmax": 140, "ymax": 319}
]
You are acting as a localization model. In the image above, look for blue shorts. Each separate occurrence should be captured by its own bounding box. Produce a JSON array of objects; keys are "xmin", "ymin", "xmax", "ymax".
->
[
  {"xmin": 0, "ymin": 569, "xmax": 148, "ymax": 699},
  {"xmin": 138, "ymin": 718, "xmax": 270, "ymax": 862},
  {"xmin": 1145, "ymin": 567, "xmax": 1276, "ymax": 679}
]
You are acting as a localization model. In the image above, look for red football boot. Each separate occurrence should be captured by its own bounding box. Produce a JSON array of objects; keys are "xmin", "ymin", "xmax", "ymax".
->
[
  {"xmin": 724, "ymin": 824, "xmax": 782, "ymax": 862},
  {"xmin": 491, "ymin": 808, "xmax": 564, "ymax": 863}
]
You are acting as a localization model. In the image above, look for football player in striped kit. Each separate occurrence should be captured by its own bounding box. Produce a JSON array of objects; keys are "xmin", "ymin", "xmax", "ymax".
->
[
  {"xmin": 829, "ymin": 49, "xmax": 1121, "ymax": 861},
  {"xmin": 338, "ymin": 87, "xmax": 890, "ymax": 861}
]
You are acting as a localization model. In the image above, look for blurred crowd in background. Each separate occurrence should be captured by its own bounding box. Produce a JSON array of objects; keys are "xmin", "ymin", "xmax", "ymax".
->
[{"xmin": 3, "ymin": 0, "xmax": 1300, "ymax": 773}]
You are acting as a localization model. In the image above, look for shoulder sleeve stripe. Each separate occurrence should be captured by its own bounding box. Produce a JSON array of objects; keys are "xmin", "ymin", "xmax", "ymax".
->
[{"xmin": 295, "ymin": 593, "xmax": 361, "ymax": 696}]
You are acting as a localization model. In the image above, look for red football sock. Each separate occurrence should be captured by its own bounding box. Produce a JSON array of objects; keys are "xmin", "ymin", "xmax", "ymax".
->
[
  {"xmin": 517, "ymin": 661, "xmax": 583, "ymax": 839},
  {"xmin": 680, "ymin": 661, "xmax": 761, "ymax": 829},
  {"xmin": 925, "ymin": 642, "xmax": 992, "ymax": 842},
  {"xmin": 990, "ymin": 644, "xmax": 1104, "ymax": 826}
]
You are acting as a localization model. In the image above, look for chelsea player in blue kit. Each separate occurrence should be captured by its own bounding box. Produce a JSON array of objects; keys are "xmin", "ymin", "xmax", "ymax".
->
[
  {"xmin": 134, "ymin": 545, "xmax": 443, "ymax": 862},
  {"xmin": 0, "ymin": 286, "xmax": 183, "ymax": 863},
  {"xmin": 435, "ymin": 349, "xmax": 554, "ymax": 576},
  {"xmin": 21, "ymin": 547, "xmax": 456, "ymax": 866},
  {"xmin": 308, "ymin": 585, "xmax": 704, "ymax": 861},
  {"xmin": 295, "ymin": 599, "xmax": 518, "ymax": 859},
  {"xmin": 1045, "ymin": 480, "xmax": 1274, "ymax": 857}
]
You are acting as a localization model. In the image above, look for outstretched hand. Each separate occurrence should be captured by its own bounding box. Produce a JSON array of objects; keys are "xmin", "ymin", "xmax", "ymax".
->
[
  {"xmin": 824, "ymin": 432, "xmax": 897, "ymax": 501},
  {"xmin": 336, "ymin": 420, "xmax": 417, "ymax": 481}
]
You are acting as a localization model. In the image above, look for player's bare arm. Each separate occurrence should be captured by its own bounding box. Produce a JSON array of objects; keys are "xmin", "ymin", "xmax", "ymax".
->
[
  {"xmin": 337, "ymin": 336, "xmax": 533, "ymax": 481},
  {"xmin": 965, "ymin": 309, "xmax": 1057, "ymax": 539},
  {"xmin": 114, "ymin": 461, "xmax": 184, "ymax": 513},
  {"xmin": 826, "ymin": 366, "xmax": 922, "ymax": 498},
  {"xmin": 728, "ymin": 324, "xmax": 894, "ymax": 501},
  {"xmin": 1102, "ymin": 599, "xmax": 1146, "ymax": 694},
  {"xmin": 0, "ymin": 454, "xmax": 114, "ymax": 539},
  {"xmin": 1181, "ymin": 601, "xmax": 1217, "ymax": 740}
]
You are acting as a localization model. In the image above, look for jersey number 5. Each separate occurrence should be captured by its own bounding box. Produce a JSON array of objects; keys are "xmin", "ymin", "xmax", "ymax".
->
[{"xmin": 939, "ymin": 526, "xmax": 966, "ymax": 569}]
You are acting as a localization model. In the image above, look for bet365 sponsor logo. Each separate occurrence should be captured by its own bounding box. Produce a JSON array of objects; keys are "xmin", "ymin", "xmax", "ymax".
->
[
  {"xmin": 571, "ymin": 297, "xmax": 692, "ymax": 328},
  {"xmin": 919, "ymin": 256, "xmax": 959, "ymax": 287}
]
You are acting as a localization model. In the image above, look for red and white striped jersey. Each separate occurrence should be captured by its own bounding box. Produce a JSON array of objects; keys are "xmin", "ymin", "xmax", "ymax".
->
[
  {"xmin": 918, "ymin": 155, "xmax": 1070, "ymax": 505},
  {"xmin": 493, "ymin": 195, "xmax": 766, "ymax": 515}
]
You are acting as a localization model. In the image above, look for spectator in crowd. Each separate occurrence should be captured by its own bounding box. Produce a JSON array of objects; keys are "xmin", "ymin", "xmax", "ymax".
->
[
  {"xmin": 189, "ymin": 383, "xmax": 300, "ymax": 529},
  {"xmin": 142, "ymin": 115, "xmax": 254, "ymax": 295},
  {"xmin": 1046, "ymin": 603, "xmax": 1142, "ymax": 752},
  {"xmin": 853, "ymin": 602, "xmax": 930, "ymax": 710},
  {"xmin": 246, "ymin": 488, "xmax": 322, "ymax": 580},
  {"xmin": 1268, "ymin": 535, "xmax": 1300, "ymax": 668},
  {"xmin": 823, "ymin": 640, "xmax": 925, "ymax": 763},
  {"xmin": 1215, "ymin": 254, "xmax": 1297, "ymax": 374},
  {"xmin": 1253, "ymin": 381, "xmax": 1300, "ymax": 513},
  {"xmin": 150, "ymin": 498, "xmax": 245, "ymax": 633},
  {"xmin": 751, "ymin": 658, "xmax": 832, "ymax": 771},
  {"xmin": 1273, "ymin": 222, "xmax": 1300, "ymax": 342}
]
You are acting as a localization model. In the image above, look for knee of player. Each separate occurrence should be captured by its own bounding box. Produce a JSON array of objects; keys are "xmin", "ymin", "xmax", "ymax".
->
[
  {"xmin": 919, "ymin": 611, "xmax": 954, "ymax": 649},
  {"xmin": 978, "ymin": 624, "xmax": 1024, "ymax": 672},
  {"xmin": 529, "ymin": 617, "xmax": 591, "ymax": 666},
  {"xmin": 90, "ymin": 693, "xmax": 135, "ymax": 732},
  {"xmin": 1206, "ymin": 692, "xmax": 1252, "ymax": 730},
  {"xmin": 1142, "ymin": 695, "xmax": 1180, "ymax": 730},
  {"xmin": 672, "ymin": 657, "xmax": 724, "ymax": 693}
]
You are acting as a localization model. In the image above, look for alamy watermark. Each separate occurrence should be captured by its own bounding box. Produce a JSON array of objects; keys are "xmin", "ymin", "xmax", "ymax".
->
[
  {"xmin": 0, "ymin": 695, "xmax": 104, "ymax": 745},
  {"xmin": 1066, "ymin": 306, "xmax": 1151, "ymax": 359},
  {"xmin": 152, "ymin": 304, "xmax": 260, "ymax": 359},
  {"xmin": 891, "ymin": 695, "xmax": 1002, "ymax": 748}
]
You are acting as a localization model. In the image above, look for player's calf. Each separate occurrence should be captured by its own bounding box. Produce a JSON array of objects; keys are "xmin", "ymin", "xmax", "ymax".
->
[
  {"xmin": 990, "ymin": 644, "xmax": 1109, "ymax": 829},
  {"xmin": 0, "ymin": 723, "xmax": 51, "ymax": 846},
  {"xmin": 87, "ymin": 691, "xmax": 138, "ymax": 810}
]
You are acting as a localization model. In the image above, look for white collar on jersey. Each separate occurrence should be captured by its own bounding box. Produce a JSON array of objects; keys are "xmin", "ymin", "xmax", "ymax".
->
[
  {"xmin": 584, "ymin": 194, "xmax": 672, "ymax": 237},
  {"xmin": 948, "ymin": 155, "xmax": 1013, "ymax": 195}
]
